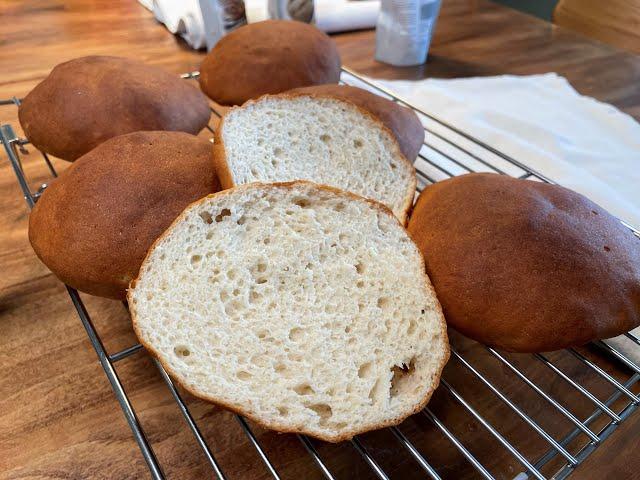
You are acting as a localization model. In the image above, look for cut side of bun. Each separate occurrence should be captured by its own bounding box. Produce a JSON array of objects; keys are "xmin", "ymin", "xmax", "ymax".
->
[
  {"xmin": 129, "ymin": 181, "xmax": 448, "ymax": 442},
  {"xmin": 288, "ymin": 84, "xmax": 425, "ymax": 163},
  {"xmin": 213, "ymin": 94, "xmax": 416, "ymax": 224}
]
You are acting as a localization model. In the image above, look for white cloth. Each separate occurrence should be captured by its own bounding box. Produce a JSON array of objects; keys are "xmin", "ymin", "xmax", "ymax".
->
[
  {"xmin": 373, "ymin": 73, "xmax": 640, "ymax": 229},
  {"xmin": 370, "ymin": 73, "xmax": 640, "ymax": 362}
]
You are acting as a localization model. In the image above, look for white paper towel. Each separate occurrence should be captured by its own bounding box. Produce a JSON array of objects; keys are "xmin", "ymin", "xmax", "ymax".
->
[
  {"xmin": 371, "ymin": 73, "xmax": 640, "ymax": 229},
  {"xmin": 369, "ymin": 73, "xmax": 640, "ymax": 362}
]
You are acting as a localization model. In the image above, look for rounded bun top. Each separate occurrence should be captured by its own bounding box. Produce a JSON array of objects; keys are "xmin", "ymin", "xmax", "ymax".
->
[
  {"xmin": 19, "ymin": 56, "xmax": 211, "ymax": 161},
  {"xmin": 289, "ymin": 84, "xmax": 425, "ymax": 161},
  {"xmin": 28, "ymin": 131, "xmax": 220, "ymax": 299},
  {"xmin": 199, "ymin": 20, "xmax": 341, "ymax": 106},
  {"xmin": 408, "ymin": 173, "xmax": 640, "ymax": 352}
]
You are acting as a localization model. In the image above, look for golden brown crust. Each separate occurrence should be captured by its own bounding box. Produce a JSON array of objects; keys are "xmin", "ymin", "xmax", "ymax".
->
[
  {"xmin": 289, "ymin": 84, "xmax": 425, "ymax": 162},
  {"xmin": 19, "ymin": 56, "xmax": 211, "ymax": 161},
  {"xmin": 211, "ymin": 142, "xmax": 235, "ymax": 190},
  {"xmin": 212, "ymin": 92, "xmax": 417, "ymax": 225},
  {"xmin": 408, "ymin": 173, "xmax": 640, "ymax": 353},
  {"xmin": 29, "ymin": 131, "xmax": 221, "ymax": 299},
  {"xmin": 198, "ymin": 20, "xmax": 341, "ymax": 106},
  {"xmin": 129, "ymin": 180, "xmax": 449, "ymax": 442}
]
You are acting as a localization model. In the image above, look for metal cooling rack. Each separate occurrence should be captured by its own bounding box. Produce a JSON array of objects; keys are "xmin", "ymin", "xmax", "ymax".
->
[{"xmin": 2, "ymin": 67, "xmax": 640, "ymax": 480}]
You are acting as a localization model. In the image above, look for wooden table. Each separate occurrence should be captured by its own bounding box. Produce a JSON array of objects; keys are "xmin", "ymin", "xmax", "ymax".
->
[{"xmin": 1, "ymin": 1, "xmax": 639, "ymax": 479}]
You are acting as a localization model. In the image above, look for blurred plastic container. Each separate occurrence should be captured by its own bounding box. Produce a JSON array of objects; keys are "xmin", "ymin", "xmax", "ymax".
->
[{"xmin": 375, "ymin": 0, "xmax": 442, "ymax": 66}]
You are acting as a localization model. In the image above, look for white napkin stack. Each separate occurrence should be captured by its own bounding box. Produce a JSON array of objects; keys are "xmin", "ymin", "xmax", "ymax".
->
[{"xmin": 373, "ymin": 73, "xmax": 640, "ymax": 228}]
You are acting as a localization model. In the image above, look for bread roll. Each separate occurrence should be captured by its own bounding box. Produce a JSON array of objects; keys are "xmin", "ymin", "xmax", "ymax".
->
[
  {"xmin": 213, "ymin": 93, "xmax": 416, "ymax": 223},
  {"xmin": 19, "ymin": 56, "xmax": 211, "ymax": 161},
  {"xmin": 199, "ymin": 20, "xmax": 341, "ymax": 106},
  {"xmin": 29, "ymin": 131, "xmax": 220, "ymax": 299},
  {"xmin": 408, "ymin": 173, "xmax": 640, "ymax": 352},
  {"xmin": 289, "ymin": 84, "xmax": 425, "ymax": 162},
  {"xmin": 129, "ymin": 181, "xmax": 449, "ymax": 442}
]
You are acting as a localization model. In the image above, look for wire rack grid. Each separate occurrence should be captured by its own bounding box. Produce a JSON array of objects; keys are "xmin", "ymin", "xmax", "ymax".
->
[{"xmin": 2, "ymin": 67, "xmax": 640, "ymax": 480}]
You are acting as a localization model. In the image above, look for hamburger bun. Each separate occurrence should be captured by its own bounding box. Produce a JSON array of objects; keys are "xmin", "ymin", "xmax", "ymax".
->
[
  {"xmin": 19, "ymin": 56, "xmax": 211, "ymax": 161},
  {"xmin": 129, "ymin": 181, "xmax": 449, "ymax": 442},
  {"xmin": 29, "ymin": 131, "xmax": 220, "ymax": 299},
  {"xmin": 408, "ymin": 173, "xmax": 640, "ymax": 352},
  {"xmin": 199, "ymin": 20, "xmax": 341, "ymax": 106}
]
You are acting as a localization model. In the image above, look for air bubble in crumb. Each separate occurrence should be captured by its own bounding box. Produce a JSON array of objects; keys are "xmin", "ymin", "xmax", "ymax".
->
[
  {"xmin": 358, "ymin": 362, "xmax": 373, "ymax": 379},
  {"xmin": 294, "ymin": 197, "xmax": 310, "ymax": 208},
  {"xmin": 368, "ymin": 379, "xmax": 385, "ymax": 404},
  {"xmin": 407, "ymin": 319, "xmax": 417, "ymax": 335},
  {"xmin": 289, "ymin": 327, "xmax": 304, "ymax": 341},
  {"xmin": 215, "ymin": 209, "xmax": 231, "ymax": 222},
  {"xmin": 174, "ymin": 346, "xmax": 191, "ymax": 357},
  {"xmin": 377, "ymin": 297, "xmax": 390, "ymax": 309},
  {"xmin": 199, "ymin": 211, "xmax": 213, "ymax": 224},
  {"xmin": 306, "ymin": 403, "xmax": 332, "ymax": 425},
  {"xmin": 294, "ymin": 384, "xmax": 315, "ymax": 395}
]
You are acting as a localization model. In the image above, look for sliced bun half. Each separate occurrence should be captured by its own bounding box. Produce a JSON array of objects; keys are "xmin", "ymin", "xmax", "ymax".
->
[
  {"xmin": 213, "ymin": 94, "xmax": 416, "ymax": 224},
  {"xmin": 129, "ymin": 181, "xmax": 448, "ymax": 442}
]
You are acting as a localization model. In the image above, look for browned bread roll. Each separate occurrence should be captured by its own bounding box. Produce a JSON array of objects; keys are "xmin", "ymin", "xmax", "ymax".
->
[
  {"xmin": 19, "ymin": 56, "xmax": 211, "ymax": 161},
  {"xmin": 199, "ymin": 20, "xmax": 341, "ymax": 106},
  {"xmin": 289, "ymin": 84, "xmax": 425, "ymax": 161},
  {"xmin": 29, "ymin": 131, "xmax": 220, "ymax": 299},
  {"xmin": 408, "ymin": 173, "xmax": 640, "ymax": 352}
]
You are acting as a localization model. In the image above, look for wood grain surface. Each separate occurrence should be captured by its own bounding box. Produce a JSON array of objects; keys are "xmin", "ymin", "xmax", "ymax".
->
[
  {"xmin": 1, "ymin": 1, "xmax": 639, "ymax": 479},
  {"xmin": 554, "ymin": 0, "xmax": 640, "ymax": 55}
]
